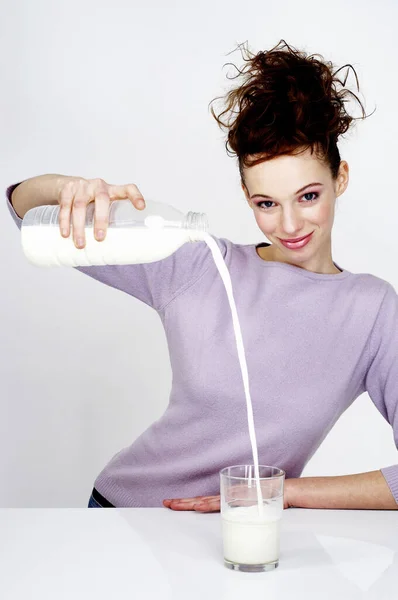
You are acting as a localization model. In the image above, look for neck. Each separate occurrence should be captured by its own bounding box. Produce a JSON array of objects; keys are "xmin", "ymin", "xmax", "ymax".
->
[{"xmin": 256, "ymin": 244, "xmax": 341, "ymax": 275}]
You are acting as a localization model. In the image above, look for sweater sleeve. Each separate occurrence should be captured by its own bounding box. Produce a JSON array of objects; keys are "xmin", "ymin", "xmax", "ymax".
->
[
  {"xmin": 365, "ymin": 282, "xmax": 398, "ymax": 505},
  {"xmin": 6, "ymin": 182, "xmax": 220, "ymax": 312}
]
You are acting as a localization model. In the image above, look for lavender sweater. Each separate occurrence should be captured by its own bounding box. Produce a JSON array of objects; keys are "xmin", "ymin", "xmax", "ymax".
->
[{"xmin": 6, "ymin": 183, "xmax": 398, "ymax": 508}]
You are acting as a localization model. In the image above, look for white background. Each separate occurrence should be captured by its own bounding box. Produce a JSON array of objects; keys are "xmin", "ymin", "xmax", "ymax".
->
[{"xmin": 1, "ymin": 0, "xmax": 397, "ymax": 507}]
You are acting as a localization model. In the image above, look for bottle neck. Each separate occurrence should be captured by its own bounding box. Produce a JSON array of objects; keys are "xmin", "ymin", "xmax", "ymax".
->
[{"xmin": 183, "ymin": 212, "xmax": 209, "ymax": 241}]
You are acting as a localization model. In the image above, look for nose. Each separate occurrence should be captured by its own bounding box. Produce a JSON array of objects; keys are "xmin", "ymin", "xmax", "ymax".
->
[{"xmin": 280, "ymin": 207, "xmax": 305, "ymax": 236}]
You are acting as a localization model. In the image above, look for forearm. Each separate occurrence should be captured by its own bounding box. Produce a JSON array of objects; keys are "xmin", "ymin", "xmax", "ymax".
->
[
  {"xmin": 10, "ymin": 174, "xmax": 78, "ymax": 219},
  {"xmin": 288, "ymin": 470, "xmax": 398, "ymax": 510}
]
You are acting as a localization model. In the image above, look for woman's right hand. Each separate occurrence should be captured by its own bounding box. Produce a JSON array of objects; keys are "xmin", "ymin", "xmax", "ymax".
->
[{"xmin": 58, "ymin": 177, "xmax": 146, "ymax": 249}]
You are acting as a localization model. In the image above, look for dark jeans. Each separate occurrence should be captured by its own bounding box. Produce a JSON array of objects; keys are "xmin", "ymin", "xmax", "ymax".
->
[{"xmin": 87, "ymin": 487, "xmax": 115, "ymax": 508}]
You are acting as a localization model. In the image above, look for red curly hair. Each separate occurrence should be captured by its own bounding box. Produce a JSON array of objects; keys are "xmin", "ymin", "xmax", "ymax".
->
[{"xmin": 209, "ymin": 39, "xmax": 373, "ymax": 183}]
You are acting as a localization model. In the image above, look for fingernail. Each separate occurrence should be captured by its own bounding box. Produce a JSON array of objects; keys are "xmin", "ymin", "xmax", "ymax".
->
[
  {"xmin": 96, "ymin": 230, "xmax": 104, "ymax": 240},
  {"xmin": 195, "ymin": 503, "xmax": 205, "ymax": 508},
  {"xmin": 77, "ymin": 239, "xmax": 85, "ymax": 248},
  {"xmin": 137, "ymin": 199, "xmax": 145, "ymax": 208},
  {"xmin": 61, "ymin": 229, "xmax": 68, "ymax": 237}
]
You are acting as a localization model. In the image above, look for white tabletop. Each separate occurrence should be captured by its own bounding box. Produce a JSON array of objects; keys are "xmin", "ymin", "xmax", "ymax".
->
[{"xmin": 0, "ymin": 508, "xmax": 397, "ymax": 599}]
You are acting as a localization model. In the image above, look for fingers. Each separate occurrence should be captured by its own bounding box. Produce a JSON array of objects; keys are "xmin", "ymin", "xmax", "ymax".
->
[
  {"xmin": 163, "ymin": 495, "xmax": 219, "ymax": 505},
  {"xmin": 57, "ymin": 179, "xmax": 146, "ymax": 249},
  {"xmin": 163, "ymin": 495, "xmax": 221, "ymax": 512},
  {"xmin": 109, "ymin": 183, "xmax": 145, "ymax": 209},
  {"xmin": 71, "ymin": 181, "xmax": 92, "ymax": 249},
  {"xmin": 58, "ymin": 181, "xmax": 75, "ymax": 240},
  {"xmin": 93, "ymin": 183, "xmax": 111, "ymax": 242}
]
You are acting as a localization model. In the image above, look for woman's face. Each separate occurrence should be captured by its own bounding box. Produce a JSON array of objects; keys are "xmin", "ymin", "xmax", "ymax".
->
[{"xmin": 242, "ymin": 147, "xmax": 349, "ymax": 271}]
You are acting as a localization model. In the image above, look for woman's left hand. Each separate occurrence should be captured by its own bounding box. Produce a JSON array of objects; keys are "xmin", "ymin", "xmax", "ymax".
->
[
  {"xmin": 163, "ymin": 495, "xmax": 221, "ymax": 512},
  {"xmin": 163, "ymin": 480, "xmax": 294, "ymax": 512}
]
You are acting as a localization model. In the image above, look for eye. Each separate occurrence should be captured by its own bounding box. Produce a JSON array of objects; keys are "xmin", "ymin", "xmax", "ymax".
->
[
  {"xmin": 302, "ymin": 192, "xmax": 319, "ymax": 202},
  {"xmin": 255, "ymin": 191, "xmax": 319, "ymax": 210},
  {"xmin": 257, "ymin": 200, "xmax": 275, "ymax": 210}
]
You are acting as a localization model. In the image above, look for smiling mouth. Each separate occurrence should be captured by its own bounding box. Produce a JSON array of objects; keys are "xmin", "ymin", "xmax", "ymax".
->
[{"xmin": 278, "ymin": 232, "xmax": 313, "ymax": 242}]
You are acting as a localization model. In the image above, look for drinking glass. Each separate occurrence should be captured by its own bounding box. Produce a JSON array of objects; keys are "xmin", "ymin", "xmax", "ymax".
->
[{"xmin": 220, "ymin": 465, "xmax": 285, "ymax": 572}]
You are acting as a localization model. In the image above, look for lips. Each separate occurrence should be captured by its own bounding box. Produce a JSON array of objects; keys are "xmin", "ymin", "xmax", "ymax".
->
[
  {"xmin": 279, "ymin": 232, "xmax": 313, "ymax": 243},
  {"xmin": 278, "ymin": 231, "xmax": 314, "ymax": 250}
]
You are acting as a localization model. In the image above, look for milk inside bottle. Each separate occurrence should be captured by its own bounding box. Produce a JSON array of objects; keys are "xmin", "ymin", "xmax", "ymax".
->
[{"xmin": 20, "ymin": 199, "xmax": 209, "ymax": 267}]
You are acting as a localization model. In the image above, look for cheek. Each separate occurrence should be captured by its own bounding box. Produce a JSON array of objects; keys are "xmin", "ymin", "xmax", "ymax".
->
[
  {"xmin": 312, "ymin": 202, "xmax": 335, "ymax": 226},
  {"xmin": 254, "ymin": 212, "xmax": 278, "ymax": 234}
]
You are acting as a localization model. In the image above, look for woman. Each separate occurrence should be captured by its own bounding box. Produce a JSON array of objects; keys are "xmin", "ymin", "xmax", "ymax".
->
[{"xmin": 7, "ymin": 40, "xmax": 398, "ymax": 511}]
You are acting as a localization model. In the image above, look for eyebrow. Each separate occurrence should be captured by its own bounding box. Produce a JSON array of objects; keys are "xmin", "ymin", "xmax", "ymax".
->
[{"xmin": 250, "ymin": 182, "xmax": 324, "ymax": 200}]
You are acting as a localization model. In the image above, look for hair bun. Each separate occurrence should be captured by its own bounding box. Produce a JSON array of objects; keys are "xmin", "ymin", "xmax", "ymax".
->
[{"xmin": 209, "ymin": 39, "xmax": 373, "ymax": 181}]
